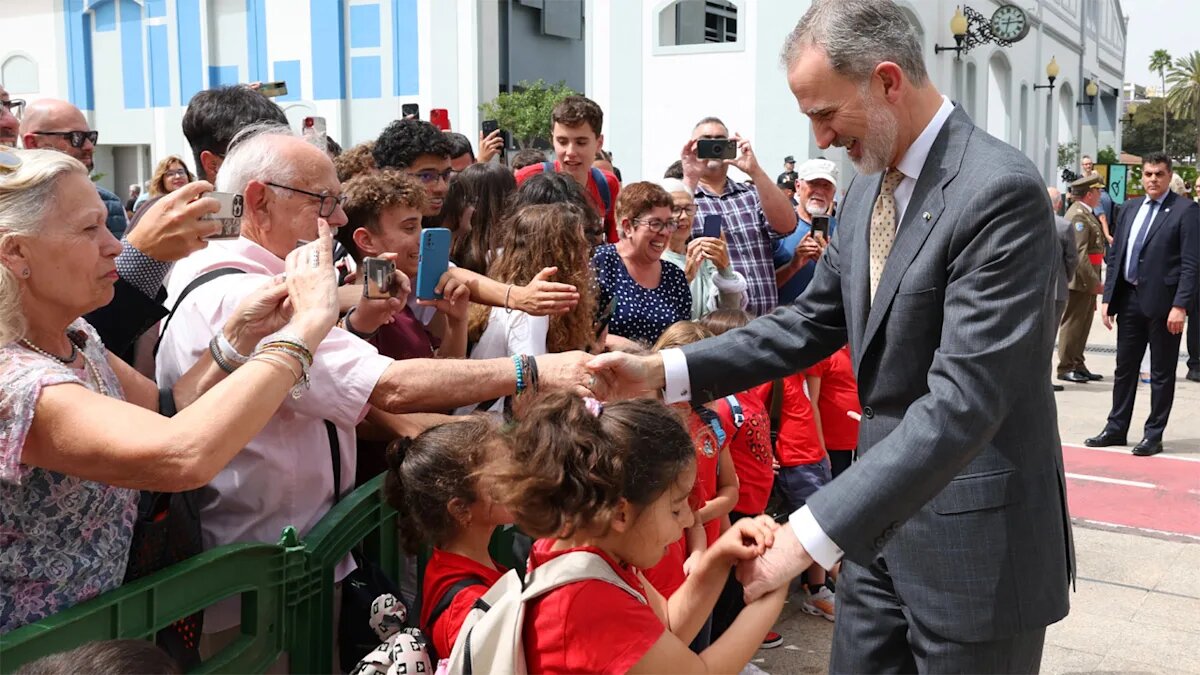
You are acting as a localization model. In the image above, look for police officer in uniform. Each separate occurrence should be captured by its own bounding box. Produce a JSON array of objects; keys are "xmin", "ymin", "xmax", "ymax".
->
[{"xmin": 1058, "ymin": 173, "xmax": 1106, "ymax": 383}]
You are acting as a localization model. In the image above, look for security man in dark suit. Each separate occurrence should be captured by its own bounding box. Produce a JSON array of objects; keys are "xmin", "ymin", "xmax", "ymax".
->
[
  {"xmin": 1087, "ymin": 153, "xmax": 1200, "ymax": 456},
  {"xmin": 1057, "ymin": 174, "xmax": 1106, "ymax": 384}
]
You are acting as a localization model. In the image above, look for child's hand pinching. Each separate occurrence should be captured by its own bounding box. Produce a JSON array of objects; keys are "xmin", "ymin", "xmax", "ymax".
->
[{"xmin": 711, "ymin": 515, "xmax": 780, "ymax": 563}]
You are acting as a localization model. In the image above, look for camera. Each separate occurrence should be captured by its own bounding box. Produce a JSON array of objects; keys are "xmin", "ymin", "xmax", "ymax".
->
[
  {"xmin": 362, "ymin": 257, "xmax": 398, "ymax": 299},
  {"xmin": 202, "ymin": 192, "xmax": 244, "ymax": 239},
  {"xmin": 696, "ymin": 138, "xmax": 736, "ymax": 160}
]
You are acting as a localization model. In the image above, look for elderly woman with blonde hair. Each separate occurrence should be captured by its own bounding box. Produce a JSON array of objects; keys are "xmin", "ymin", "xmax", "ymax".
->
[{"xmin": 0, "ymin": 148, "xmax": 340, "ymax": 632}]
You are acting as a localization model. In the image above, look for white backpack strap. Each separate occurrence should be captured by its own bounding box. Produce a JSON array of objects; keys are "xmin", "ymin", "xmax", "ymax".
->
[{"xmin": 521, "ymin": 550, "xmax": 646, "ymax": 605}]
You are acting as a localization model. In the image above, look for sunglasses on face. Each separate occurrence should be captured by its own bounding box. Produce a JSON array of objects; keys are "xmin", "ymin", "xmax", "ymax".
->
[
  {"xmin": 32, "ymin": 130, "xmax": 99, "ymax": 149},
  {"xmin": 1, "ymin": 99, "xmax": 24, "ymax": 119}
]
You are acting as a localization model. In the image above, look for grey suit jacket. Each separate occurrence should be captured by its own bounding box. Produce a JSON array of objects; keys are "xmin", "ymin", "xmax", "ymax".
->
[
  {"xmin": 681, "ymin": 107, "xmax": 1073, "ymax": 642},
  {"xmin": 1055, "ymin": 214, "xmax": 1077, "ymax": 305}
]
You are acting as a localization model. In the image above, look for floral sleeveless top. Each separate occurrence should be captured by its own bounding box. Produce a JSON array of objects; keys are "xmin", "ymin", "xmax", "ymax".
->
[{"xmin": 0, "ymin": 320, "xmax": 137, "ymax": 633}]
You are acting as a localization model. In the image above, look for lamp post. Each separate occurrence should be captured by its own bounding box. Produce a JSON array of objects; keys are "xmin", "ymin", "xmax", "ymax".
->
[
  {"xmin": 1076, "ymin": 79, "xmax": 1099, "ymax": 108},
  {"xmin": 1033, "ymin": 56, "xmax": 1060, "ymax": 91},
  {"xmin": 1121, "ymin": 102, "xmax": 1138, "ymax": 126},
  {"xmin": 934, "ymin": 6, "xmax": 970, "ymax": 57}
]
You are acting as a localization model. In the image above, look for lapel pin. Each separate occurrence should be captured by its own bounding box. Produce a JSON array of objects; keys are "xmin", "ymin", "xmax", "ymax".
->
[{"xmin": 923, "ymin": 211, "xmax": 931, "ymax": 221}]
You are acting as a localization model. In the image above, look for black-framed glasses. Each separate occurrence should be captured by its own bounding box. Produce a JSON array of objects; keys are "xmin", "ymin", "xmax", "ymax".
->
[
  {"xmin": 671, "ymin": 205, "xmax": 697, "ymax": 217},
  {"xmin": 265, "ymin": 181, "xmax": 347, "ymax": 217},
  {"xmin": 408, "ymin": 168, "xmax": 454, "ymax": 185},
  {"xmin": 632, "ymin": 217, "xmax": 682, "ymax": 233},
  {"xmin": 1, "ymin": 99, "xmax": 24, "ymax": 119},
  {"xmin": 32, "ymin": 130, "xmax": 98, "ymax": 149}
]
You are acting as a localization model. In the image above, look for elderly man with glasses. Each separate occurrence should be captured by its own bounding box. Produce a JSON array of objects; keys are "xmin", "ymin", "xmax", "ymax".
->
[
  {"xmin": 19, "ymin": 98, "xmax": 127, "ymax": 238},
  {"xmin": 0, "ymin": 84, "xmax": 21, "ymax": 146}
]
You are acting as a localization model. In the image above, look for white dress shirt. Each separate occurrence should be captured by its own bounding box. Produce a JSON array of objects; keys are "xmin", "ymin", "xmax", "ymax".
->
[
  {"xmin": 1122, "ymin": 196, "xmax": 1162, "ymax": 283},
  {"xmin": 159, "ymin": 237, "xmax": 393, "ymax": 632},
  {"xmin": 662, "ymin": 96, "xmax": 957, "ymax": 570}
]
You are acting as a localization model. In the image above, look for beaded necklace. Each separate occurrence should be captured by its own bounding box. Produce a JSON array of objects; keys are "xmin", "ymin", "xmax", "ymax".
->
[{"xmin": 19, "ymin": 335, "xmax": 110, "ymax": 397}]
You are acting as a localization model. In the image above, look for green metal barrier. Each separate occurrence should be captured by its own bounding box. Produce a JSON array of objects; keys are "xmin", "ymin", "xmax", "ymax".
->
[
  {"xmin": 0, "ymin": 541, "xmax": 304, "ymax": 674},
  {"xmin": 0, "ymin": 474, "xmax": 399, "ymax": 675}
]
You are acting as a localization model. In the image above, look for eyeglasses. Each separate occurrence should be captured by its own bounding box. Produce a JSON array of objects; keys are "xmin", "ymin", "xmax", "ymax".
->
[
  {"xmin": 408, "ymin": 168, "xmax": 454, "ymax": 185},
  {"xmin": 32, "ymin": 130, "xmax": 99, "ymax": 149},
  {"xmin": 165, "ymin": 168, "xmax": 189, "ymax": 179},
  {"xmin": 265, "ymin": 181, "xmax": 347, "ymax": 217},
  {"xmin": 632, "ymin": 217, "xmax": 682, "ymax": 233},
  {"xmin": 1, "ymin": 99, "xmax": 25, "ymax": 119},
  {"xmin": 671, "ymin": 205, "xmax": 697, "ymax": 217}
]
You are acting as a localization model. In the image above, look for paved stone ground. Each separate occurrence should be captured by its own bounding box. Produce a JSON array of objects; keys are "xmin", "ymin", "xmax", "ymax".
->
[{"xmin": 751, "ymin": 311, "xmax": 1200, "ymax": 674}]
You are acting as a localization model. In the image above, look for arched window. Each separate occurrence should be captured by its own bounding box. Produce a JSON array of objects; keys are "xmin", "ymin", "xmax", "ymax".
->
[
  {"xmin": 986, "ymin": 53, "xmax": 1011, "ymax": 142},
  {"xmin": 1, "ymin": 54, "xmax": 39, "ymax": 94}
]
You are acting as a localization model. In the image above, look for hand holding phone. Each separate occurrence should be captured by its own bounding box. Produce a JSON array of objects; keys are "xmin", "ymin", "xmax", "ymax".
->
[
  {"xmin": 401, "ymin": 103, "xmax": 420, "ymax": 120},
  {"xmin": 201, "ymin": 192, "xmax": 245, "ymax": 239},
  {"xmin": 480, "ymin": 119, "xmax": 506, "ymax": 163},
  {"xmin": 362, "ymin": 257, "xmax": 399, "ymax": 299},
  {"xmin": 701, "ymin": 214, "xmax": 724, "ymax": 239},
  {"xmin": 810, "ymin": 214, "xmax": 831, "ymax": 243},
  {"xmin": 696, "ymin": 138, "xmax": 737, "ymax": 160},
  {"xmin": 415, "ymin": 228, "xmax": 452, "ymax": 300}
]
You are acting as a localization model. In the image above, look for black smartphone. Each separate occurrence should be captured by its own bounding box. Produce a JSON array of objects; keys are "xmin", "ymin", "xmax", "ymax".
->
[
  {"xmin": 362, "ymin": 257, "xmax": 398, "ymax": 299},
  {"xmin": 701, "ymin": 214, "xmax": 723, "ymax": 239},
  {"xmin": 481, "ymin": 119, "xmax": 506, "ymax": 160},
  {"xmin": 595, "ymin": 297, "xmax": 618, "ymax": 339},
  {"xmin": 810, "ymin": 214, "xmax": 831, "ymax": 240},
  {"xmin": 696, "ymin": 138, "xmax": 736, "ymax": 160},
  {"xmin": 401, "ymin": 103, "xmax": 420, "ymax": 119}
]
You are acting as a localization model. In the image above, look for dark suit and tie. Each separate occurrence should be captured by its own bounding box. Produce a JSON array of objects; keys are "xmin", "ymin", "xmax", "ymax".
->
[{"xmin": 1090, "ymin": 175, "xmax": 1199, "ymax": 455}]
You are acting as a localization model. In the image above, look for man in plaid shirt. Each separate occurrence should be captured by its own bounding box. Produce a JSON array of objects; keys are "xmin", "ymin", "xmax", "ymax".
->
[{"xmin": 681, "ymin": 117, "xmax": 799, "ymax": 315}]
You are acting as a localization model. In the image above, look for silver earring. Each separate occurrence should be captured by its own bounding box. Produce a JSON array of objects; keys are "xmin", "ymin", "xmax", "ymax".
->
[{"xmin": 21, "ymin": 268, "xmax": 30, "ymax": 278}]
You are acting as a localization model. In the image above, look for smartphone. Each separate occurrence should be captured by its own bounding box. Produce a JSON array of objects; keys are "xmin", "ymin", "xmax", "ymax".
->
[
  {"xmin": 258, "ymin": 81, "xmax": 288, "ymax": 98},
  {"xmin": 362, "ymin": 257, "xmax": 398, "ymax": 299},
  {"xmin": 696, "ymin": 138, "xmax": 737, "ymax": 160},
  {"xmin": 810, "ymin": 214, "xmax": 831, "ymax": 240},
  {"xmin": 701, "ymin": 214, "xmax": 723, "ymax": 239},
  {"xmin": 302, "ymin": 116, "xmax": 327, "ymax": 152},
  {"xmin": 201, "ymin": 192, "xmax": 245, "ymax": 239},
  {"xmin": 481, "ymin": 119, "xmax": 506, "ymax": 161},
  {"xmin": 429, "ymin": 108, "xmax": 451, "ymax": 131},
  {"xmin": 401, "ymin": 103, "xmax": 420, "ymax": 120},
  {"xmin": 414, "ymin": 228, "xmax": 452, "ymax": 300},
  {"xmin": 595, "ymin": 296, "xmax": 618, "ymax": 339}
]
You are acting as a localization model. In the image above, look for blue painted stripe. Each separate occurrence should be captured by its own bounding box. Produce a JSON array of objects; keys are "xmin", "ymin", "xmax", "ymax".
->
[
  {"xmin": 350, "ymin": 4, "xmax": 381, "ymax": 49},
  {"xmin": 208, "ymin": 65, "xmax": 239, "ymax": 87},
  {"xmin": 391, "ymin": 0, "xmax": 418, "ymax": 96},
  {"xmin": 310, "ymin": 0, "xmax": 346, "ymax": 100},
  {"xmin": 351, "ymin": 55, "xmax": 381, "ymax": 99},
  {"xmin": 64, "ymin": 0, "xmax": 95, "ymax": 110},
  {"xmin": 148, "ymin": 24, "xmax": 170, "ymax": 107},
  {"xmin": 93, "ymin": 0, "xmax": 116, "ymax": 32},
  {"xmin": 119, "ymin": 0, "xmax": 146, "ymax": 109},
  {"xmin": 273, "ymin": 60, "xmax": 302, "ymax": 101},
  {"xmin": 176, "ymin": 0, "xmax": 204, "ymax": 103},
  {"xmin": 246, "ymin": 0, "xmax": 268, "ymax": 83},
  {"xmin": 146, "ymin": 0, "xmax": 166, "ymax": 18}
]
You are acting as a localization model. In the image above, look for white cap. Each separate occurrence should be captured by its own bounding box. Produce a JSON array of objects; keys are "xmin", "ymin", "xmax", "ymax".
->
[{"xmin": 796, "ymin": 158, "xmax": 839, "ymax": 188}]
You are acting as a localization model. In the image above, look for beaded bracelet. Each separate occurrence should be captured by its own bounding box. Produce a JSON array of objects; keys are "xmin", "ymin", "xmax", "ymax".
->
[{"xmin": 512, "ymin": 353, "xmax": 526, "ymax": 394}]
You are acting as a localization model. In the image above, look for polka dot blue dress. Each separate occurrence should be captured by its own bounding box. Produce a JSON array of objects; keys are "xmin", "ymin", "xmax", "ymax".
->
[{"xmin": 592, "ymin": 244, "xmax": 692, "ymax": 345}]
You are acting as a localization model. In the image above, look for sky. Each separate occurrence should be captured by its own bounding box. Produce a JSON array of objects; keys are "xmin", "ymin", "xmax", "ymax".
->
[{"xmin": 1122, "ymin": 0, "xmax": 1200, "ymax": 88}]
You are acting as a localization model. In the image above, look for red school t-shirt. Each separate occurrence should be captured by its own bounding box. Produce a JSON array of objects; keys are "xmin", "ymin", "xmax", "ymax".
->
[
  {"xmin": 772, "ymin": 372, "xmax": 826, "ymax": 467},
  {"xmin": 641, "ymin": 536, "xmax": 687, "ymax": 599},
  {"xmin": 419, "ymin": 548, "xmax": 506, "ymax": 659},
  {"xmin": 688, "ymin": 408, "xmax": 723, "ymax": 545},
  {"xmin": 816, "ymin": 346, "xmax": 861, "ymax": 451},
  {"xmin": 523, "ymin": 539, "xmax": 664, "ymax": 674},
  {"xmin": 715, "ymin": 391, "xmax": 775, "ymax": 515},
  {"xmin": 514, "ymin": 161, "xmax": 621, "ymax": 243}
]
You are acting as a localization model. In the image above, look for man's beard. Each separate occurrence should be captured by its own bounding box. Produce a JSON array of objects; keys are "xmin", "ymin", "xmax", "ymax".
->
[{"xmin": 852, "ymin": 103, "xmax": 898, "ymax": 175}]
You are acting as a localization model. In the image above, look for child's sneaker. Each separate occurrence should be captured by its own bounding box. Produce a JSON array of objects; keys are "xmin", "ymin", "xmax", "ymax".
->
[
  {"xmin": 801, "ymin": 586, "xmax": 835, "ymax": 622},
  {"xmin": 760, "ymin": 631, "xmax": 783, "ymax": 649}
]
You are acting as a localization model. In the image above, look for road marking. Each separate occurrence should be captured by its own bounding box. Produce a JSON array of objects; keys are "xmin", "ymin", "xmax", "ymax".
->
[
  {"xmin": 1065, "ymin": 472, "xmax": 1156, "ymax": 489},
  {"xmin": 1075, "ymin": 518, "xmax": 1200, "ymax": 543},
  {"xmin": 1062, "ymin": 443, "xmax": 1200, "ymax": 463}
]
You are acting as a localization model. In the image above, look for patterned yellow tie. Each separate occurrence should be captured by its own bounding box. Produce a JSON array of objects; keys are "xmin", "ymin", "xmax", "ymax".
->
[{"xmin": 869, "ymin": 169, "xmax": 907, "ymax": 303}]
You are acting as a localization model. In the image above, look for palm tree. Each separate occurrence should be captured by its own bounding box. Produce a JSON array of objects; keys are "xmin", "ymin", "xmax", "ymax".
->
[
  {"xmin": 1166, "ymin": 51, "xmax": 1200, "ymax": 162},
  {"xmin": 1150, "ymin": 49, "xmax": 1172, "ymax": 152}
]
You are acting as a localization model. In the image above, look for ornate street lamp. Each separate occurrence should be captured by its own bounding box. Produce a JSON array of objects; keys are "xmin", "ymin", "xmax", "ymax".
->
[
  {"xmin": 1033, "ymin": 56, "xmax": 1060, "ymax": 91},
  {"xmin": 1076, "ymin": 79, "xmax": 1100, "ymax": 108}
]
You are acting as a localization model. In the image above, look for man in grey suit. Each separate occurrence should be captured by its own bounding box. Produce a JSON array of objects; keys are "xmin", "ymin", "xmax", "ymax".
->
[
  {"xmin": 589, "ymin": 1, "xmax": 1074, "ymax": 671},
  {"xmin": 1048, "ymin": 187, "xmax": 1079, "ymax": 392}
]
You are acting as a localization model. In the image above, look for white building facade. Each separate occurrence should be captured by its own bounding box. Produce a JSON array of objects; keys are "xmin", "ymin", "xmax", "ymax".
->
[{"xmin": 0, "ymin": 0, "xmax": 1125, "ymax": 195}]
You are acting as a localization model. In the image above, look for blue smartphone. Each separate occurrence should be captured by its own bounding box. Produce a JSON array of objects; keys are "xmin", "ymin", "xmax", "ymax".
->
[
  {"xmin": 701, "ymin": 214, "xmax": 723, "ymax": 239},
  {"xmin": 415, "ymin": 227, "xmax": 452, "ymax": 300}
]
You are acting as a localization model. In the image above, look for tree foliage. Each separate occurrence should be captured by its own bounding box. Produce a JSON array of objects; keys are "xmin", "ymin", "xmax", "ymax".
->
[
  {"xmin": 1150, "ymin": 49, "xmax": 1172, "ymax": 153},
  {"xmin": 1057, "ymin": 141, "xmax": 1078, "ymax": 170},
  {"xmin": 1165, "ymin": 50, "xmax": 1200, "ymax": 161},
  {"xmin": 1122, "ymin": 97, "xmax": 1197, "ymax": 162},
  {"xmin": 1096, "ymin": 146, "xmax": 1118, "ymax": 164},
  {"xmin": 479, "ymin": 80, "xmax": 577, "ymax": 150}
]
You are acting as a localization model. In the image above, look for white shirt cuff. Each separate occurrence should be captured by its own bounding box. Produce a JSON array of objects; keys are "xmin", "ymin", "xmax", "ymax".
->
[
  {"xmin": 660, "ymin": 348, "xmax": 692, "ymax": 403},
  {"xmin": 790, "ymin": 505, "xmax": 844, "ymax": 570}
]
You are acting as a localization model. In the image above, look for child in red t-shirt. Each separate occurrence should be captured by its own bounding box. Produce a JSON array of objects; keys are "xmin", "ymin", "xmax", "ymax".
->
[
  {"xmin": 493, "ymin": 393, "xmax": 786, "ymax": 674},
  {"xmin": 381, "ymin": 418, "xmax": 510, "ymax": 662},
  {"xmin": 809, "ymin": 344, "xmax": 861, "ymax": 478}
]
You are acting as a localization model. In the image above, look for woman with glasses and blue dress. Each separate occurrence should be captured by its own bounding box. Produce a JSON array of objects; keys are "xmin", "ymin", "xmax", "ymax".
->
[{"xmin": 592, "ymin": 182, "xmax": 693, "ymax": 348}]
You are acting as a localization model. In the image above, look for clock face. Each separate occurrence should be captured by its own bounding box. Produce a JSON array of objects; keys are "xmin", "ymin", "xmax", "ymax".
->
[{"xmin": 991, "ymin": 4, "xmax": 1030, "ymax": 42}]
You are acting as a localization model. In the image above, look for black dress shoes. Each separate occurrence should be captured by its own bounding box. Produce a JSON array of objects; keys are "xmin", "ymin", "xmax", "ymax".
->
[
  {"xmin": 1081, "ymin": 369, "xmax": 1104, "ymax": 381},
  {"xmin": 1132, "ymin": 439, "xmax": 1163, "ymax": 457},
  {"xmin": 1085, "ymin": 430, "xmax": 1128, "ymax": 447},
  {"xmin": 1052, "ymin": 384, "xmax": 1065, "ymax": 392},
  {"xmin": 1058, "ymin": 371, "xmax": 1090, "ymax": 384},
  {"xmin": 1187, "ymin": 368, "xmax": 1200, "ymax": 383}
]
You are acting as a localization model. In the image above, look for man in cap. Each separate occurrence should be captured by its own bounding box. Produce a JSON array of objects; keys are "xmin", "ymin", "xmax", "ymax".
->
[
  {"xmin": 774, "ymin": 158, "xmax": 838, "ymax": 304},
  {"xmin": 777, "ymin": 154, "xmax": 799, "ymax": 186},
  {"xmin": 1057, "ymin": 173, "xmax": 1106, "ymax": 384}
]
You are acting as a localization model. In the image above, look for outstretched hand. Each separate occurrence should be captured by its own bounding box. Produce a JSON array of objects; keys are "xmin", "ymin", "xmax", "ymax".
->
[
  {"xmin": 736, "ymin": 520, "xmax": 813, "ymax": 603},
  {"xmin": 586, "ymin": 352, "xmax": 666, "ymax": 401}
]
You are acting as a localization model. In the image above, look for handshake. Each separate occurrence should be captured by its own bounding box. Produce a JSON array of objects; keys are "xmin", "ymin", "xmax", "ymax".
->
[{"xmin": 709, "ymin": 515, "xmax": 815, "ymax": 603}]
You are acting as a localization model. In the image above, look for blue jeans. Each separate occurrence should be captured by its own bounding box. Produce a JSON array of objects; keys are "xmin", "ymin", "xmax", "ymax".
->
[{"xmin": 776, "ymin": 457, "xmax": 832, "ymax": 511}]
